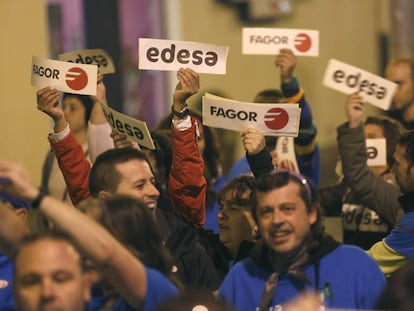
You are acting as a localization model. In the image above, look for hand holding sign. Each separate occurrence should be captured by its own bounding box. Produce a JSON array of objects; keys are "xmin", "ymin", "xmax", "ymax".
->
[
  {"xmin": 173, "ymin": 68, "xmax": 200, "ymax": 113},
  {"xmin": 346, "ymin": 92, "xmax": 365, "ymax": 128},
  {"xmin": 241, "ymin": 127, "xmax": 266, "ymax": 155},
  {"xmin": 276, "ymin": 48, "xmax": 296, "ymax": 84},
  {"xmin": 36, "ymin": 87, "xmax": 67, "ymax": 133}
]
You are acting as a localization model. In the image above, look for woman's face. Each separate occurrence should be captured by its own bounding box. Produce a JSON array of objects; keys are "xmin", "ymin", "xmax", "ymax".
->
[{"xmin": 62, "ymin": 96, "xmax": 87, "ymax": 134}]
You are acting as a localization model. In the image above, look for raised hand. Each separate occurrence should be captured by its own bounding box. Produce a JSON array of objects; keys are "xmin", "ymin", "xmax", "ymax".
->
[
  {"xmin": 172, "ymin": 68, "xmax": 200, "ymax": 111},
  {"xmin": 241, "ymin": 127, "xmax": 266, "ymax": 155},
  {"xmin": 346, "ymin": 92, "xmax": 365, "ymax": 128},
  {"xmin": 275, "ymin": 48, "xmax": 296, "ymax": 84}
]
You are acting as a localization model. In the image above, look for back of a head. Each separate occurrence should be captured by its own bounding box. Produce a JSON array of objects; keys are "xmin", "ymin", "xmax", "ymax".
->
[
  {"xmin": 376, "ymin": 259, "xmax": 414, "ymax": 311},
  {"xmin": 158, "ymin": 289, "xmax": 234, "ymax": 311},
  {"xmin": 89, "ymin": 147, "xmax": 149, "ymax": 197},
  {"xmin": 253, "ymin": 89, "xmax": 284, "ymax": 104}
]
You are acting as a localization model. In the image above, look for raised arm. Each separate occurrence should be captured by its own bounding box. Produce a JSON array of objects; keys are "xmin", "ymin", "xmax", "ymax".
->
[
  {"xmin": 0, "ymin": 160, "xmax": 152, "ymax": 309},
  {"xmin": 337, "ymin": 93, "xmax": 403, "ymax": 225},
  {"xmin": 168, "ymin": 68, "xmax": 207, "ymax": 226},
  {"xmin": 277, "ymin": 49, "xmax": 320, "ymax": 186}
]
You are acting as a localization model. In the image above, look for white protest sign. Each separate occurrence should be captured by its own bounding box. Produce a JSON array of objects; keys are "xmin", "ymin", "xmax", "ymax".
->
[
  {"xmin": 202, "ymin": 93, "xmax": 301, "ymax": 137},
  {"xmin": 366, "ymin": 138, "xmax": 386, "ymax": 167},
  {"xmin": 138, "ymin": 38, "xmax": 229, "ymax": 74},
  {"xmin": 274, "ymin": 136, "xmax": 299, "ymax": 172},
  {"xmin": 322, "ymin": 59, "xmax": 397, "ymax": 110},
  {"xmin": 58, "ymin": 49, "xmax": 115, "ymax": 75},
  {"xmin": 100, "ymin": 103, "xmax": 155, "ymax": 150},
  {"xmin": 31, "ymin": 56, "xmax": 97, "ymax": 95},
  {"xmin": 242, "ymin": 28, "xmax": 319, "ymax": 56}
]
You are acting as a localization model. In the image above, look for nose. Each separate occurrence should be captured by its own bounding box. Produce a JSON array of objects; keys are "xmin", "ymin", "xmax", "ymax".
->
[
  {"xmin": 272, "ymin": 209, "xmax": 284, "ymax": 225},
  {"xmin": 40, "ymin": 279, "xmax": 56, "ymax": 303},
  {"xmin": 147, "ymin": 183, "xmax": 160, "ymax": 198},
  {"xmin": 217, "ymin": 208, "xmax": 226, "ymax": 220}
]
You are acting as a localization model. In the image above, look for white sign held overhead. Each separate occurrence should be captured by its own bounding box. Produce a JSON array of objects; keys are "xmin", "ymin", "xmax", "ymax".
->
[
  {"xmin": 58, "ymin": 49, "xmax": 115, "ymax": 75},
  {"xmin": 138, "ymin": 38, "xmax": 229, "ymax": 74},
  {"xmin": 323, "ymin": 59, "xmax": 397, "ymax": 110},
  {"xmin": 202, "ymin": 93, "xmax": 301, "ymax": 137},
  {"xmin": 242, "ymin": 28, "xmax": 319, "ymax": 56},
  {"xmin": 100, "ymin": 103, "xmax": 155, "ymax": 150},
  {"xmin": 366, "ymin": 138, "xmax": 387, "ymax": 167},
  {"xmin": 31, "ymin": 56, "xmax": 97, "ymax": 95}
]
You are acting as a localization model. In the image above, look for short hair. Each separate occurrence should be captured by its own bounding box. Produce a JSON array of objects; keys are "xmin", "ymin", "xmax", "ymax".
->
[
  {"xmin": 365, "ymin": 116, "xmax": 406, "ymax": 167},
  {"xmin": 254, "ymin": 89, "xmax": 284, "ymax": 103},
  {"xmin": 13, "ymin": 230, "xmax": 84, "ymax": 272},
  {"xmin": 388, "ymin": 58, "xmax": 414, "ymax": 82},
  {"xmin": 89, "ymin": 147, "xmax": 150, "ymax": 197},
  {"xmin": 397, "ymin": 131, "xmax": 414, "ymax": 168},
  {"xmin": 62, "ymin": 93, "xmax": 94, "ymax": 126}
]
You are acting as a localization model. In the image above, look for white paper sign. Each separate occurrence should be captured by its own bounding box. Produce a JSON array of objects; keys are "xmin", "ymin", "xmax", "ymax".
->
[
  {"xmin": 138, "ymin": 38, "xmax": 229, "ymax": 74},
  {"xmin": 58, "ymin": 49, "xmax": 115, "ymax": 75},
  {"xmin": 274, "ymin": 137, "xmax": 299, "ymax": 172},
  {"xmin": 323, "ymin": 59, "xmax": 397, "ymax": 110},
  {"xmin": 366, "ymin": 138, "xmax": 386, "ymax": 167},
  {"xmin": 31, "ymin": 56, "xmax": 97, "ymax": 95},
  {"xmin": 202, "ymin": 93, "xmax": 301, "ymax": 136},
  {"xmin": 100, "ymin": 103, "xmax": 155, "ymax": 150},
  {"xmin": 242, "ymin": 28, "xmax": 319, "ymax": 56}
]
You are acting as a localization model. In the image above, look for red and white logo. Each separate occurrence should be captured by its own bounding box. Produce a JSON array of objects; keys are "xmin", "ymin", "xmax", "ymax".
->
[
  {"xmin": 294, "ymin": 33, "xmax": 312, "ymax": 52},
  {"xmin": 264, "ymin": 107, "xmax": 289, "ymax": 130},
  {"xmin": 65, "ymin": 67, "xmax": 88, "ymax": 91}
]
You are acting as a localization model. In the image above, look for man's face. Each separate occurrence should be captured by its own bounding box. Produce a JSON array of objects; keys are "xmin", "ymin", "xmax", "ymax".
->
[
  {"xmin": 217, "ymin": 192, "xmax": 256, "ymax": 257},
  {"xmin": 14, "ymin": 239, "xmax": 90, "ymax": 311},
  {"xmin": 386, "ymin": 62, "xmax": 414, "ymax": 111},
  {"xmin": 114, "ymin": 159, "xmax": 160, "ymax": 213},
  {"xmin": 392, "ymin": 144, "xmax": 414, "ymax": 193},
  {"xmin": 256, "ymin": 182, "xmax": 317, "ymax": 258}
]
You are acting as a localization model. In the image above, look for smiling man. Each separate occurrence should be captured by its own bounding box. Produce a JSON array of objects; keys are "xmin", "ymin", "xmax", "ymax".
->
[{"xmin": 219, "ymin": 170, "xmax": 386, "ymax": 311}]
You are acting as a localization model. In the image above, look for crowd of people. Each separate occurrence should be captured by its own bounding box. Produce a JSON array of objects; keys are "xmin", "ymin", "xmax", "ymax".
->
[{"xmin": 0, "ymin": 49, "xmax": 414, "ymax": 311}]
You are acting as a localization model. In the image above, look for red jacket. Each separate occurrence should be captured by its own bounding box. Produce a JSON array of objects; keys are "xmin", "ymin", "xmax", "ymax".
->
[{"xmin": 50, "ymin": 116, "xmax": 207, "ymax": 225}]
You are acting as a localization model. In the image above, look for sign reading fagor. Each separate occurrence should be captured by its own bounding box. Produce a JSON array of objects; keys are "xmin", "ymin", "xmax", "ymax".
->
[
  {"xmin": 202, "ymin": 93, "xmax": 301, "ymax": 137},
  {"xmin": 138, "ymin": 38, "xmax": 229, "ymax": 74}
]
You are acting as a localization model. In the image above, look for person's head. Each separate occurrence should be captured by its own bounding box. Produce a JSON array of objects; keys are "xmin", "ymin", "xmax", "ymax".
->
[
  {"xmin": 376, "ymin": 259, "xmax": 414, "ymax": 311},
  {"xmin": 253, "ymin": 170, "xmax": 322, "ymax": 259},
  {"xmin": 253, "ymin": 89, "xmax": 284, "ymax": 104},
  {"xmin": 217, "ymin": 175, "xmax": 257, "ymax": 258},
  {"xmin": 0, "ymin": 190, "xmax": 30, "ymax": 222},
  {"xmin": 89, "ymin": 147, "xmax": 160, "ymax": 212},
  {"xmin": 79, "ymin": 195, "xmax": 174, "ymax": 278},
  {"xmin": 392, "ymin": 131, "xmax": 414, "ymax": 193},
  {"xmin": 364, "ymin": 116, "xmax": 406, "ymax": 175},
  {"xmin": 13, "ymin": 231, "xmax": 90, "ymax": 311},
  {"xmin": 158, "ymin": 288, "xmax": 234, "ymax": 311},
  {"xmin": 61, "ymin": 93, "xmax": 94, "ymax": 134},
  {"xmin": 385, "ymin": 58, "xmax": 414, "ymax": 112}
]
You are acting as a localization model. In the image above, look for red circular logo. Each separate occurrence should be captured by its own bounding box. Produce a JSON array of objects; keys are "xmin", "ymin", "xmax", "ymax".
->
[
  {"xmin": 294, "ymin": 33, "xmax": 312, "ymax": 52},
  {"xmin": 264, "ymin": 107, "xmax": 289, "ymax": 130},
  {"xmin": 65, "ymin": 67, "xmax": 88, "ymax": 91}
]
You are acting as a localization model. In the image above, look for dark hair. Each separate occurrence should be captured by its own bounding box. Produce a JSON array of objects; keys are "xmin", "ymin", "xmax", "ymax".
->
[
  {"xmin": 81, "ymin": 195, "xmax": 174, "ymax": 279},
  {"xmin": 14, "ymin": 230, "xmax": 84, "ymax": 272},
  {"xmin": 89, "ymin": 147, "xmax": 151, "ymax": 197},
  {"xmin": 398, "ymin": 131, "xmax": 414, "ymax": 167},
  {"xmin": 62, "ymin": 93, "xmax": 94, "ymax": 126},
  {"xmin": 365, "ymin": 116, "xmax": 405, "ymax": 167},
  {"xmin": 217, "ymin": 175, "xmax": 256, "ymax": 210},
  {"xmin": 252, "ymin": 171, "xmax": 326, "ymax": 261},
  {"xmin": 143, "ymin": 129, "xmax": 173, "ymax": 181},
  {"xmin": 376, "ymin": 259, "xmax": 414, "ymax": 311},
  {"xmin": 254, "ymin": 89, "xmax": 284, "ymax": 104}
]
